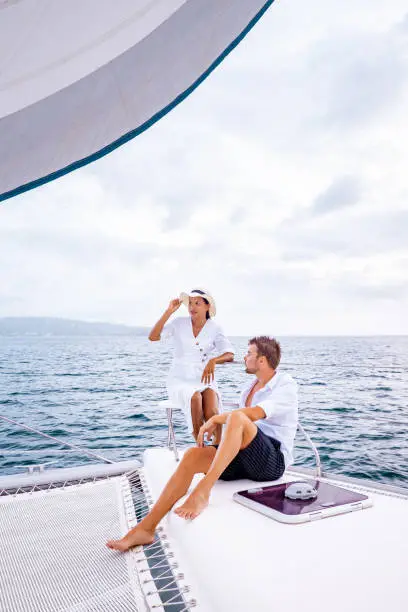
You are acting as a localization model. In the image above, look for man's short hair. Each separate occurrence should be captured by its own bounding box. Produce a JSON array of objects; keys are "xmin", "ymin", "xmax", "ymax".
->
[{"xmin": 249, "ymin": 336, "xmax": 281, "ymax": 369}]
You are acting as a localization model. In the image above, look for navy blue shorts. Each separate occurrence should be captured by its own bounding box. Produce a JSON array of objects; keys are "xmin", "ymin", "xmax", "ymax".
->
[{"xmin": 216, "ymin": 428, "xmax": 285, "ymax": 482}]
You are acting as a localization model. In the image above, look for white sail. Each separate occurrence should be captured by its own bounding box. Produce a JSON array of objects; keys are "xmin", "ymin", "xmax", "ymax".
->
[{"xmin": 0, "ymin": 0, "xmax": 275, "ymax": 203}]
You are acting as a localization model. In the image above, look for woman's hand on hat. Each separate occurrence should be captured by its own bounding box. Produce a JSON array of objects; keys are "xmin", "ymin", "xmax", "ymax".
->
[
  {"xmin": 201, "ymin": 358, "xmax": 216, "ymax": 385},
  {"xmin": 166, "ymin": 298, "xmax": 181, "ymax": 315}
]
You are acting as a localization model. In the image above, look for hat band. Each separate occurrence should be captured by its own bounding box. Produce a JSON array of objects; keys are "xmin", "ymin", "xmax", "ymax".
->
[{"xmin": 191, "ymin": 289, "xmax": 206, "ymax": 295}]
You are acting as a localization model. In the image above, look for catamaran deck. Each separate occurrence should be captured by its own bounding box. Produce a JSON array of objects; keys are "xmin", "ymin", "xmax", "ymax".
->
[
  {"xmin": 0, "ymin": 449, "xmax": 407, "ymax": 611},
  {"xmin": 143, "ymin": 448, "xmax": 408, "ymax": 612}
]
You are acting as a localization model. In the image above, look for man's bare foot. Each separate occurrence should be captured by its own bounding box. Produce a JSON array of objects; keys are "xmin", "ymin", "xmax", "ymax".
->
[
  {"xmin": 106, "ymin": 526, "xmax": 155, "ymax": 552},
  {"xmin": 174, "ymin": 487, "xmax": 210, "ymax": 520}
]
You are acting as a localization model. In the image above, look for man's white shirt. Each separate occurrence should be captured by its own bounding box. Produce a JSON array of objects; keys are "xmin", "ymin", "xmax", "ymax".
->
[{"xmin": 239, "ymin": 371, "xmax": 298, "ymax": 467}]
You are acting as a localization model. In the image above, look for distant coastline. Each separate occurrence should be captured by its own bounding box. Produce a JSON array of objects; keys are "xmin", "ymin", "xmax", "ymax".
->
[
  {"xmin": 0, "ymin": 317, "xmax": 406, "ymax": 338},
  {"xmin": 0, "ymin": 317, "xmax": 148, "ymax": 337}
]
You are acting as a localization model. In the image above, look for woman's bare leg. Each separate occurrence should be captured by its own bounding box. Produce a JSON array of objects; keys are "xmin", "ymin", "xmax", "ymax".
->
[
  {"xmin": 190, "ymin": 391, "xmax": 204, "ymax": 440},
  {"xmin": 202, "ymin": 388, "xmax": 222, "ymax": 445}
]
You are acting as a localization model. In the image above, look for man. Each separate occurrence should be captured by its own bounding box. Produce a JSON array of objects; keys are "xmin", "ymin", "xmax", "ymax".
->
[{"xmin": 107, "ymin": 336, "xmax": 298, "ymax": 551}]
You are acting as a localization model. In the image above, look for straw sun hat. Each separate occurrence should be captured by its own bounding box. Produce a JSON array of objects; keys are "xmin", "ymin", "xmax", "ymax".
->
[{"xmin": 179, "ymin": 288, "xmax": 216, "ymax": 318}]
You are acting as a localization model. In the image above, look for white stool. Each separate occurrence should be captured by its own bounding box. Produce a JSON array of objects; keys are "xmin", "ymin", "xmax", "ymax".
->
[{"xmin": 158, "ymin": 399, "xmax": 180, "ymax": 462}]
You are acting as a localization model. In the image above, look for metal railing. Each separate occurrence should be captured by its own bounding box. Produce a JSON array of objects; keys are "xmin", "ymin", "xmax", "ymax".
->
[{"xmin": 0, "ymin": 414, "xmax": 114, "ymax": 470}]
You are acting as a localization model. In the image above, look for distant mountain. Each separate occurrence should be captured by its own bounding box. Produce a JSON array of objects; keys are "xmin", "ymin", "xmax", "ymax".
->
[{"xmin": 0, "ymin": 317, "xmax": 148, "ymax": 337}]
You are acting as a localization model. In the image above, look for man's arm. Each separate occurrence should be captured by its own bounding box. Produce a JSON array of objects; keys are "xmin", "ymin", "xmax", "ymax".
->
[
  {"xmin": 212, "ymin": 405, "xmax": 266, "ymax": 425},
  {"xmin": 256, "ymin": 379, "xmax": 298, "ymax": 423},
  {"xmin": 196, "ymin": 406, "xmax": 265, "ymax": 447}
]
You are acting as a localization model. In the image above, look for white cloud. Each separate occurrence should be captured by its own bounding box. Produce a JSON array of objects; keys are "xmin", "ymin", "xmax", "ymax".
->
[{"xmin": 0, "ymin": 0, "xmax": 407, "ymax": 335}]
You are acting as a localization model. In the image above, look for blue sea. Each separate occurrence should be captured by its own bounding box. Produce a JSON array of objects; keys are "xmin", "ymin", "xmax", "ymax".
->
[{"xmin": 0, "ymin": 336, "xmax": 407, "ymax": 488}]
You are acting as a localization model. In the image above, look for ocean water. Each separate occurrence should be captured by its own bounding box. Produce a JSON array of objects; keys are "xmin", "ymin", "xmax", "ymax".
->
[{"xmin": 0, "ymin": 335, "xmax": 407, "ymax": 488}]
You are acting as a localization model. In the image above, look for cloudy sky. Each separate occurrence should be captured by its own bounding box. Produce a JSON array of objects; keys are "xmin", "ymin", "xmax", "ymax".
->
[{"xmin": 1, "ymin": 0, "xmax": 407, "ymax": 336}]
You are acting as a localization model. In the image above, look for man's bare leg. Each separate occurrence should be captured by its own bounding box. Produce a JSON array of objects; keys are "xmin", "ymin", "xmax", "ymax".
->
[
  {"xmin": 202, "ymin": 388, "xmax": 222, "ymax": 445},
  {"xmin": 175, "ymin": 412, "xmax": 257, "ymax": 520},
  {"xmin": 106, "ymin": 446, "xmax": 216, "ymax": 551},
  {"xmin": 191, "ymin": 391, "xmax": 204, "ymax": 440}
]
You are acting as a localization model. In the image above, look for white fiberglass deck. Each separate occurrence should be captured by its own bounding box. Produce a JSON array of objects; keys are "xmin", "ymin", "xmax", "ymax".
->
[{"xmin": 143, "ymin": 448, "xmax": 408, "ymax": 612}]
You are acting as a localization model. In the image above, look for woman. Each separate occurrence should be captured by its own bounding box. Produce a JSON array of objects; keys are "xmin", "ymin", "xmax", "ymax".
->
[{"xmin": 149, "ymin": 288, "xmax": 234, "ymax": 443}]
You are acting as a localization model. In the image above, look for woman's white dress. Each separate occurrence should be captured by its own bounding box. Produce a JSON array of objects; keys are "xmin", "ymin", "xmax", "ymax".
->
[{"xmin": 162, "ymin": 317, "xmax": 234, "ymax": 433}]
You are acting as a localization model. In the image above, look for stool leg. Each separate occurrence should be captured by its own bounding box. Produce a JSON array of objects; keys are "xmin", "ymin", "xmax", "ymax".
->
[
  {"xmin": 166, "ymin": 406, "xmax": 172, "ymax": 450},
  {"xmin": 166, "ymin": 406, "xmax": 179, "ymax": 462}
]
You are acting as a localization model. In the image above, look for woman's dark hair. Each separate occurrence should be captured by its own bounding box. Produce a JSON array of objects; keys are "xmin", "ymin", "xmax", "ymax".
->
[{"xmin": 249, "ymin": 336, "xmax": 281, "ymax": 369}]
